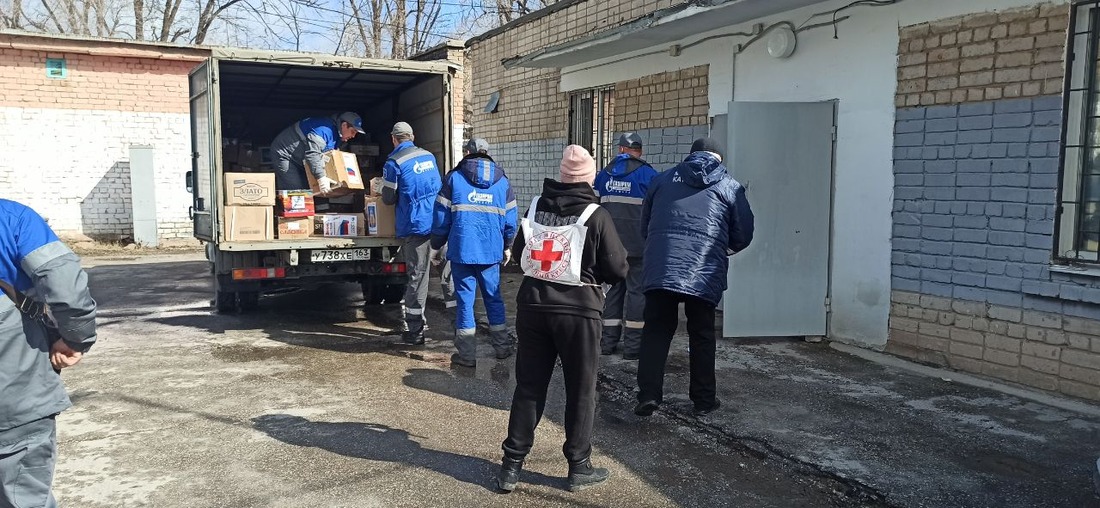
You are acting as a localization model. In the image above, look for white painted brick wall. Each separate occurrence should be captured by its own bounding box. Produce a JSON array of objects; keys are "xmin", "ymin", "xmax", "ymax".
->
[{"xmin": 0, "ymin": 107, "xmax": 193, "ymax": 240}]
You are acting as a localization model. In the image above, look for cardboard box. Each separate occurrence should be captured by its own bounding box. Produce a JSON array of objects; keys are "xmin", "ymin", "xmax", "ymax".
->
[
  {"xmin": 276, "ymin": 190, "xmax": 315, "ymax": 217},
  {"xmin": 313, "ymin": 214, "xmax": 362, "ymax": 238},
  {"xmin": 223, "ymin": 206, "xmax": 273, "ymax": 242},
  {"xmin": 314, "ymin": 192, "xmax": 364, "ymax": 214},
  {"xmin": 225, "ymin": 172, "xmax": 275, "ymax": 206},
  {"xmin": 305, "ymin": 150, "xmax": 365, "ymax": 194},
  {"xmin": 276, "ymin": 217, "xmax": 312, "ymax": 239},
  {"xmin": 364, "ymin": 196, "xmax": 396, "ymax": 237}
]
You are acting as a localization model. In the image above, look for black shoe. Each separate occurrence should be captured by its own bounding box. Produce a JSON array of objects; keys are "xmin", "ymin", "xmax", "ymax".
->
[
  {"xmin": 494, "ymin": 347, "xmax": 514, "ymax": 360},
  {"xmin": 450, "ymin": 353, "xmax": 476, "ymax": 368},
  {"xmin": 600, "ymin": 349, "xmax": 615, "ymax": 356},
  {"xmin": 402, "ymin": 330, "xmax": 425, "ymax": 345},
  {"xmin": 621, "ymin": 351, "xmax": 639, "ymax": 360},
  {"xmin": 694, "ymin": 399, "xmax": 721, "ymax": 416},
  {"xmin": 633, "ymin": 400, "xmax": 659, "ymax": 417},
  {"xmin": 495, "ymin": 456, "xmax": 523, "ymax": 493},
  {"xmin": 567, "ymin": 459, "xmax": 610, "ymax": 492}
]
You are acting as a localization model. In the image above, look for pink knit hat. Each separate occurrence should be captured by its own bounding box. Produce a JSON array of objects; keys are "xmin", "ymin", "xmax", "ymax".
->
[{"xmin": 559, "ymin": 145, "xmax": 597, "ymax": 185}]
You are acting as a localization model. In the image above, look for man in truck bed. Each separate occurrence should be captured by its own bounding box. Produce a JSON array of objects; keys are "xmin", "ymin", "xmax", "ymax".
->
[{"xmin": 269, "ymin": 111, "xmax": 365, "ymax": 192}]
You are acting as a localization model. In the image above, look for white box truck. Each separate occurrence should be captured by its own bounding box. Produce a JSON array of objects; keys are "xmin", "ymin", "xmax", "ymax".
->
[{"xmin": 185, "ymin": 48, "xmax": 456, "ymax": 312}]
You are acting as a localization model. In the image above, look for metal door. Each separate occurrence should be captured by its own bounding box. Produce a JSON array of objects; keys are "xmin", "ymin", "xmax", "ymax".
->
[
  {"xmin": 723, "ymin": 101, "xmax": 835, "ymax": 338},
  {"xmin": 189, "ymin": 60, "xmax": 217, "ymax": 241}
]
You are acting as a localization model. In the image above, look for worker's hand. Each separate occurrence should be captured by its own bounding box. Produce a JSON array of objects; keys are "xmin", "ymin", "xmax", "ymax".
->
[
  {"xmin": 502, "ymin": 249, "xmax": 512, "ymax": 266},
  {"xmin": 429, "ymin": 249, "xmax": 443, "ymax": 267},
  {"xmin": 317, "ymin": 176, "xmax": 336, "ymax": 194},
  {"xmin": 50, "ymin": 340, "xmax": 83, "ymax": 370}
]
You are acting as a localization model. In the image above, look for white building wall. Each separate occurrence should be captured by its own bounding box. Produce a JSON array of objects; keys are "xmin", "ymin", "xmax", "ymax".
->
[
  {"xmin": 559, "ymin": 0, "xmax": 1063, "ymax": 346},
  {"xmin": 0, "ymin": 108, "xmax": 193, "ymax": 240}
]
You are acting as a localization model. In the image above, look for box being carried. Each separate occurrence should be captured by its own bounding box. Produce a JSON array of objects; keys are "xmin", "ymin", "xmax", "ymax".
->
[
  {"xmin": 364, "ymin": 195, "xmax": 396, "ymax": 237},
  {"xmin": 277, "ymin": 217, "xmax": 312, "ymax": 239},
  {"xmin": 223, "ymin": 206, "xmax": 273, "ymax": 241},
  {"xmin": 369, "ymin": 177, "xmax": 385, "ymax": 197},
  {"xmin": 305, "ymin": 150, "xmax": 365, "ymax": 196},
  {"xmin": 276, "ymin": 190, "xmax": 315, "ymax": 218},
  {"xmin": 225, "ymin": 172, "xmax": 275, "ymax": 206}
]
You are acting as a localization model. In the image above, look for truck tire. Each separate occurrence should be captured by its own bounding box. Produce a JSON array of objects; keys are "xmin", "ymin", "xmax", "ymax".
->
[
  {"xmin": 383, "ymin": 284, "xmax": 406, "ymax": 304},
  {"xmin": 215, "ymin": 290, "xmax": 237, "ymax": 313},
  {"xmin": 239, "ymin": 291, "xmax": 259, "ymax": 312},
  {"xmin": 361, "ymin": 282, "xmax": 385, "ymax": 306}
]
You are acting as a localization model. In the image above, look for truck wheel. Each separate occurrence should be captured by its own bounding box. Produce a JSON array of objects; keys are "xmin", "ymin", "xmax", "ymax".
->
[
  {"xmin": 215, "ymin": 290, "xmax": 237, "ymax": 313},
  {"xmin": 239, "ymin": 291, "xmax": 259, "ymax": 312},
  {"xmin": 383, "ymin": 284, "xmax": 406, "ymax": 304},
  {"xmin": 361, "ymin": 282, "xmax": 385, "ymax": 306}
]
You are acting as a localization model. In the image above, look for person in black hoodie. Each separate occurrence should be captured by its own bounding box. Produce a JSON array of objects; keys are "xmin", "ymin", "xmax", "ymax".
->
[{"xmin": 495, "ymin": 145, "xmax": 629, "ymax": 493}]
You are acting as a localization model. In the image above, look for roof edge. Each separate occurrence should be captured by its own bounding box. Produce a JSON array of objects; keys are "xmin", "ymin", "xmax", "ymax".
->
[
  {"xmin": 465, "ymin": 0, "xmax": 589, "ymax": 48},
  {"xmin": 0, "ymin": 29, "xmax": 209, "ymax": 60}
]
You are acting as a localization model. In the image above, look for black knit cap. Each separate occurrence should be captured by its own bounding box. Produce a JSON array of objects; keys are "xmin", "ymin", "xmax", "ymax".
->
[{"xmin": 690, "ymin": 137, "xmax": 722, "ymax": 158}]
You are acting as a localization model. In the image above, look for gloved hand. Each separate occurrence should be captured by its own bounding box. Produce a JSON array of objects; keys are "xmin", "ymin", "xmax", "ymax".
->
[
  {"xmin": 502, "ymin": 249, "xmax": 512, "ymax": 266},
  {"xmin": 317, "ymin": 176, "xmax": 336, "ymax": 194},
  {"xmin": 429, "ymin": 249, "xmax": 443, "ymax": 267}
]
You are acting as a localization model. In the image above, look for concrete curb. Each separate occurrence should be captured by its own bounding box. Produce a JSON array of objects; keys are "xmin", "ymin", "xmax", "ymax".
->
[{"xmin": 830, "ymin": 342, "xmax": 1100, "ymax": 418}]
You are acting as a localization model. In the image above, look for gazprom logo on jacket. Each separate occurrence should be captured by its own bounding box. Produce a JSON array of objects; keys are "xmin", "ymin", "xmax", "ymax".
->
[
  {"xmin": 604, "ymin": 179, "xmax": 632, "ymax": 194},
  {"xmin": 413, "ymin": 160, "xmax": 435, "ymax": 174},
  {"xmin": 468, "ymin": 190, "xmax": 494, "ymax": 204}
]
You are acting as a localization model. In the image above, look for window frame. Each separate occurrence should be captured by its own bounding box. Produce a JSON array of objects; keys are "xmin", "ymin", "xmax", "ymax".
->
[{"xmin": 567, "ymin": 86, "xmax": 615, "ymax": 169}]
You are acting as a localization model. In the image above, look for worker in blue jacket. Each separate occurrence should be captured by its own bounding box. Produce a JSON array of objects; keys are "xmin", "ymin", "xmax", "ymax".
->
[
  {"xmin": 382, "ymin": 122, "xmax": 443, "ymax": 345},
  {"xmin": 635, "ymin": 138, "xmax": 754, "ymax": 419},
  {"xmin": 269, "ymin": 112, "xmax": 365, "ymax": 191},
  {"xmin": 0, "ymin": 199, "xmax": 97, "ymax": 508},
  {"xmin": 431, "ymin": 138, "xmax": 517, "ymax": 367},
  {"xmin": 593, "ymin": 132, "xmax": 658, "ymax": 360}
]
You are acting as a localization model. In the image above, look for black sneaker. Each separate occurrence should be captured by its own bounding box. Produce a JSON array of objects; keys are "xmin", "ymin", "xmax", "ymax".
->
[
  {"xmin": 402, "ymin": 330, "xmax": 425, "ymax": 345},
  {"xmin": 495, "ymin": 456, "xmax": 523, "ymax": 493},
  {"xmin": 567, "ymin": 459, "xmax": 610, "ymax": 492},
  {"xmin": 450, "ymin": 353, "xmax": 475, "ymax": 368},
  {"xmin": 694, "ymin": 399, "xmax": 721, "ymax": 417},
  {"xmin": 633, "ymin": 400, "xmax": 659, "ymax": 417},
  {"xmin": 621, "ymin": 351, "xmax": 639, "ymax": 360},
  {"xmin": 494, "ymin": 347, "xmax": 514, "ymax": 360}
]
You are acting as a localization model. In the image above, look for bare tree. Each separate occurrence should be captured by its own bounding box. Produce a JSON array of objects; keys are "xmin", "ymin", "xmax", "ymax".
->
[
  {"xmin": 408, "ymin": 0, "xmax": 439, "ymax": 56},
  {"xmin": 387, "ymin": 0, "xmax": 406, "ymax": 58}
]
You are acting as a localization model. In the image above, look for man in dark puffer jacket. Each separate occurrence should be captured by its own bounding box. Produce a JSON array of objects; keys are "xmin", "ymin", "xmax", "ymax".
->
[{"xmin": 634, "ymin": 137, "xmax": 754, "ymax": 418}]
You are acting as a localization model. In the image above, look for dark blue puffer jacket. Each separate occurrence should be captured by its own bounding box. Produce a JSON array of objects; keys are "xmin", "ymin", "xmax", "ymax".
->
[{"xmin": 641, "ymin": 152, "xmax": 754, "ymax": 305}]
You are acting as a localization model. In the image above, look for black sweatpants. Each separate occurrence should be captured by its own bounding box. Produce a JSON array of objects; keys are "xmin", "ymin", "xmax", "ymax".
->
[
  {"xmin": 502, "ymin": 308, "xmax": 600, "ymax": 464},
  {"xmin": 636, "ymin": 289, "xmax": 718, "ymax": 408}
]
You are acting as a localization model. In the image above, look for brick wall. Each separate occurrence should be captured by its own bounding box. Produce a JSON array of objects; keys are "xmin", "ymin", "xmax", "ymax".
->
[
  {"xmin": 895, "ymin": 4, "xmax": 1068, "ymax": 107},
  {"xmin": 0, "ymin": 37, "xmax": 206, "ymax": 240},
  {"xmin": 889, "ymin": 4, "xmax": 1100, "ymax": 401},
  {"xmin": 0, "ymin": 48, "xmax": 194, "ymax": 113},
  {"xmin": 467, "ymin": 3, "xmax": 713, "ymax": 201}
]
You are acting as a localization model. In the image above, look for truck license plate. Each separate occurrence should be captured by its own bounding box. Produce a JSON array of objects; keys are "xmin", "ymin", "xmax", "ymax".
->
[{"xmin": 310, "ymin": 249, "xmax": 369, "ymax": 263}]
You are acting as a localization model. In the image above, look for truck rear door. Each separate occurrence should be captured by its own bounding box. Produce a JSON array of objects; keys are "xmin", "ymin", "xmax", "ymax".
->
[{"xmin": 189, "ymin": 59, "xmax": 218, "ymax": 241}]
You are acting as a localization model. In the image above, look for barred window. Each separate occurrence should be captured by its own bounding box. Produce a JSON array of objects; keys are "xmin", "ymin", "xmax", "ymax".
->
[
  {"xmin": 568, "ymin": 86, "xmax": 615, "ymax": 169},
  {"xmin": 1058, "ymin": 2, "xmax": 1100, "ymax": 261}
]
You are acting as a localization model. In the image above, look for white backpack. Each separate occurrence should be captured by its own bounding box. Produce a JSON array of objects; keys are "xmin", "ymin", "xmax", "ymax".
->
[{"xmin": 519, "ymin": 197, "xmax": 600, "ymax": 287}]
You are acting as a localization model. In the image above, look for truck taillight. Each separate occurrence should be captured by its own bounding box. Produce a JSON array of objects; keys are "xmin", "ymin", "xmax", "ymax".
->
[
  {"xmin": 382, "ymin": 263, "xmax": 406, "ymax": 274},
  {"xmin": 232, "ymin": 268, "xmax": 286, "ymax": 280}
]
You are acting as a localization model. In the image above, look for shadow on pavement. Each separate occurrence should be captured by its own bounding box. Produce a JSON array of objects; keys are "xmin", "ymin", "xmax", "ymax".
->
[{"xmin": 251, "ymin": 414, "xmax": 563, "ymax": 493}]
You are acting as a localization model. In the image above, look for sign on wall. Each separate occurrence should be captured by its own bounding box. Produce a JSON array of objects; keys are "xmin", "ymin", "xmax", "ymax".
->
[{"xmin": 45, "ymin": 58, "xmax": 67, "ymax": 79}]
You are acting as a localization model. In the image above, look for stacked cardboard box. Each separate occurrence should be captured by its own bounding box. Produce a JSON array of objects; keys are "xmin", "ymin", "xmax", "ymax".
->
[
  {"xmin": 364, "ymin": 177, "xmax": 396, "ymax": 238},
  {"xmin": 275, "ymin": 190, "xmax": 315, "ymax": 240},
  {"xmin": 223, "ymin": 173, "xmax": 275, "ymax": 241}
]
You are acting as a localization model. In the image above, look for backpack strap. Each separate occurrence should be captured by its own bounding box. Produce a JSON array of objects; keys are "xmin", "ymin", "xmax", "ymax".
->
[
  {"xmin": 575, "ymin": 203, "xmax": 600, "ymax": 227},
  {"xmin": 524, "ymin": 196, "xmax": 540, "ymax": 224}
]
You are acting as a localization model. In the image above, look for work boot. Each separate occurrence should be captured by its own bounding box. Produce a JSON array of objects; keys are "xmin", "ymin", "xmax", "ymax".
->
[
  {"xmin": 402, "ymin": 329, "xmax": 425, "ymax": 345},
  {"xmin": 634, "ymin": 399, "xmax": 659, "ymax": 417},
  {"xmin": 450, "ymin": 353, "xmax": 475, "ymax": 368},
  {"xmin": 693, "ymin": 399, "xmax": 721, "ymax": 417},
  {"xmin": 567, "ymin": 459, "xmax": 610, "ymax": 492},
  {"xmin": 621, "ymin": 351, "xmax": 639, "ymax": 361},
  {"xmin": 495, "ymin": 456, "xmax": 524, "ymax": 493},
  {"xmin": 490, "ymin": 328, "xmax": 514, "ymax": 360}
]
